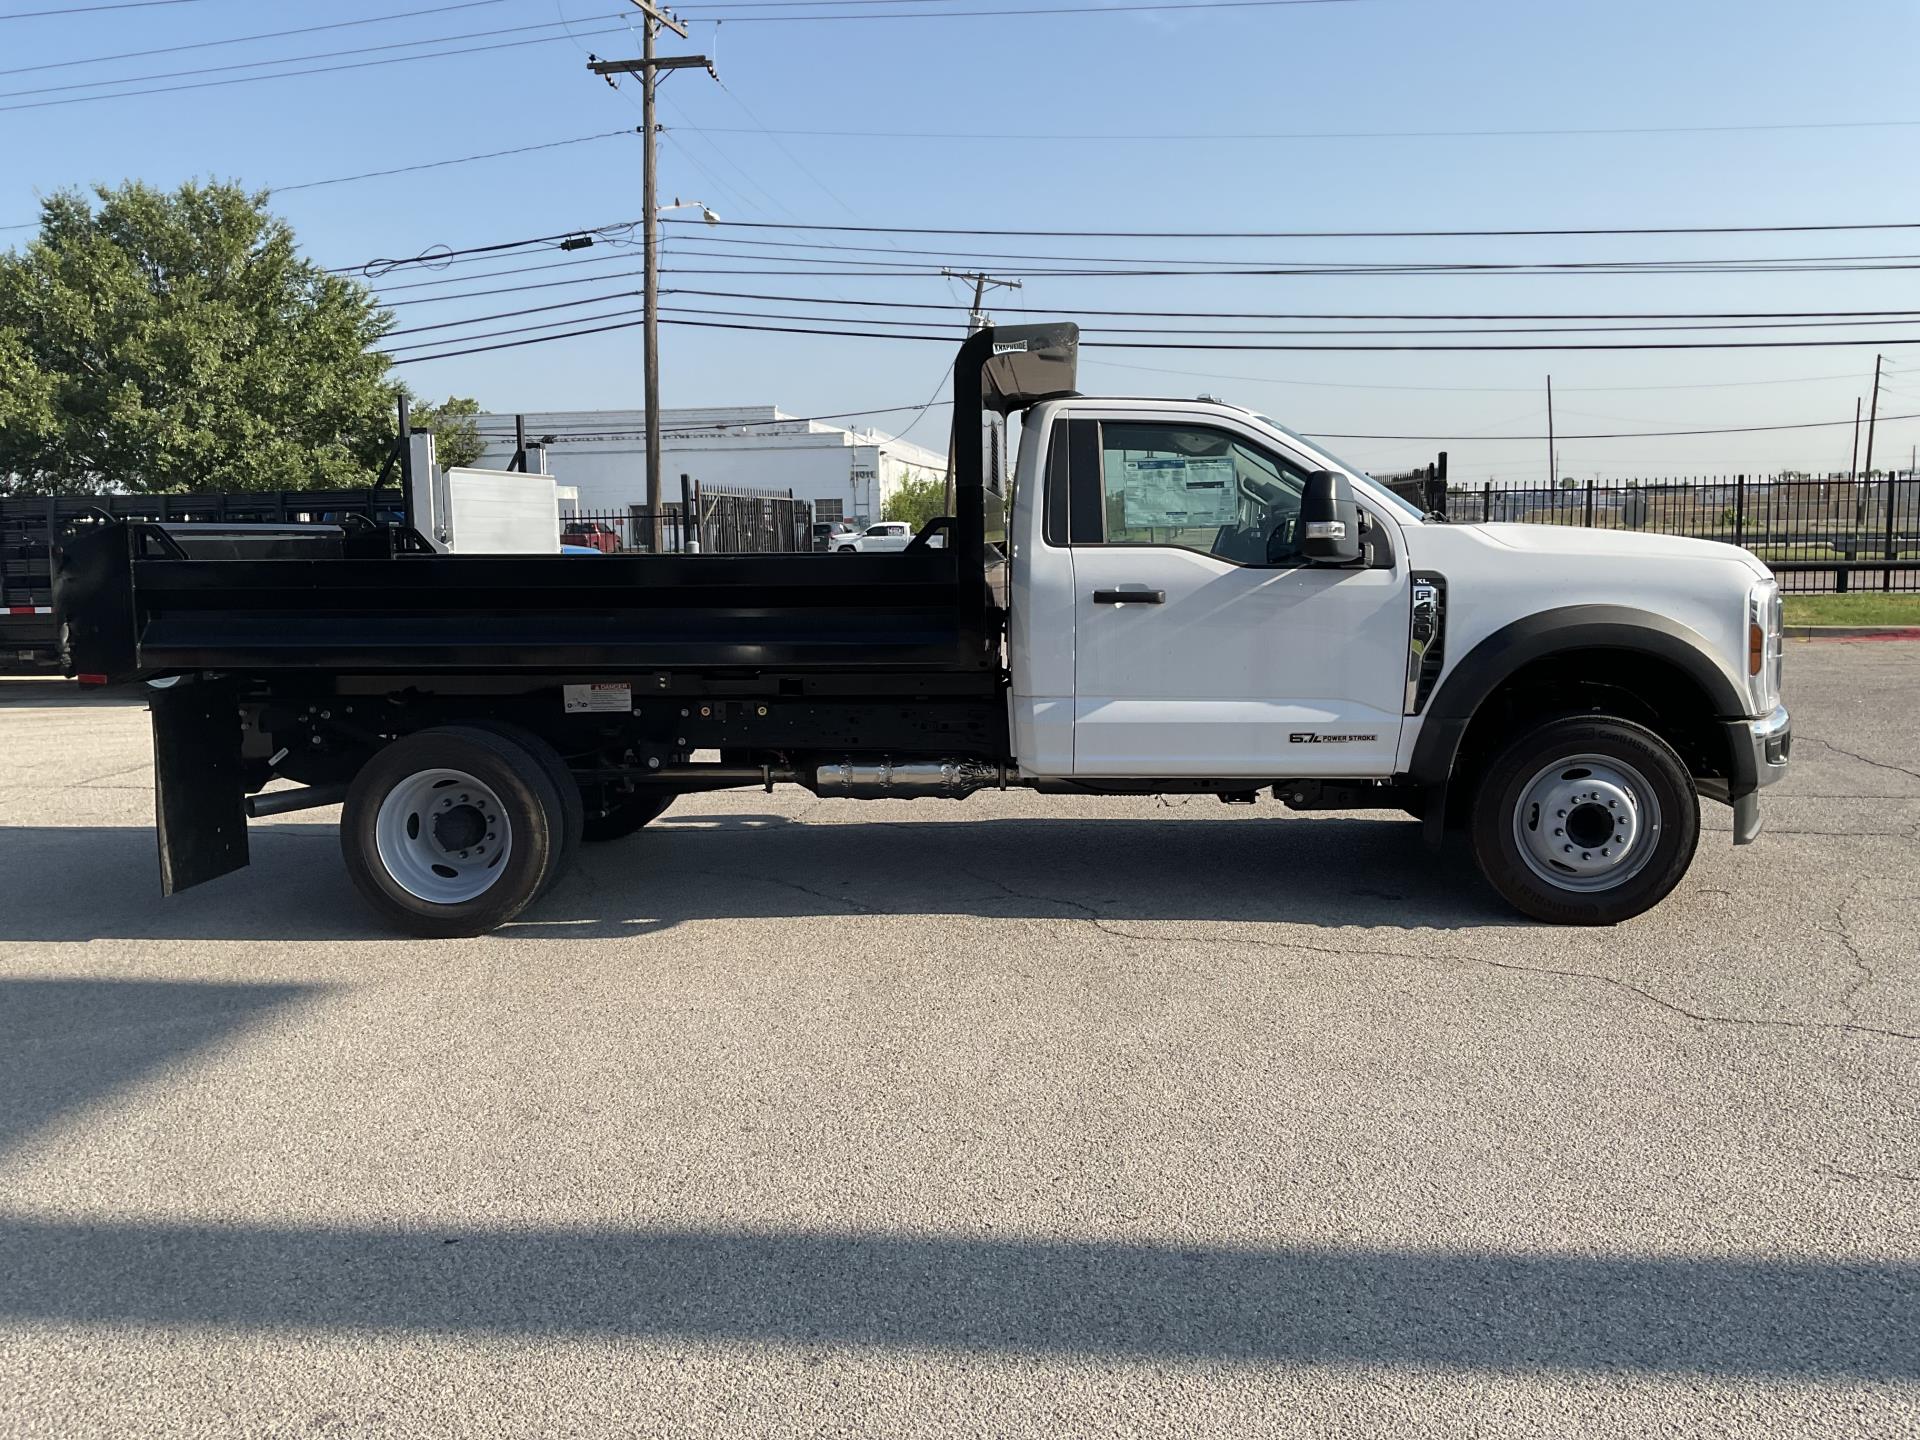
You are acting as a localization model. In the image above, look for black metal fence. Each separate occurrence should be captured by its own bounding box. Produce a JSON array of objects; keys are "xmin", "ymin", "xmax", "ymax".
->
[
  {"xmin": 1385, "ymin": 473, "xmax": 1919, "ymax": 594},
  {"xmin": 564, "ymin": 485, "xmax": 813, "ymax": 555}
]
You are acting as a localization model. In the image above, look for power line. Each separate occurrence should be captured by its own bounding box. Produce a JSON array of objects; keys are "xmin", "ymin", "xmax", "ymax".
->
[
  {"xmin": 658, "ymin": 233, "xmax": 1920, "ymax": 275},
  {"xmin": 660, "ymin": 260, "xmax": 1920, "ymax": 279},
  {"xmin": 673, "ymin": 0, "xmax": 1364, "ymax": 19},
  {"xmin": 675, "ymin": 117, "xmax": 1920, "ymax": 144},
  {"xmin": 651, "ymin": 301, "xmax": 1920, "ymax": 338},
  {"xmin": 660, "ymin": 286, "xmax": 1920, "ymax": 323},
  {"xmin": 0, "ymin": 20, "xmax": 638, "ymax": 112},
  {"xmin": 275, "ymin": 129, "xmax": 642, "ymax": 194},
  {"xmin": 663, "ymin": 215, "xmax": 1920, "ymax": 240},
  {"xmin": 1309, "ymin": 414, "xmax": 1920, "ymax": 441},
  {"xmin": 653, "ymin": 228, "xmax": 1920, "ymax": 270},
  {"xmin": 2, "ymin": 0, "xmax": 222, "ymax": 17},
  {"xmin": 0, "ymin": 11, "xmax": 636, "ymax": 100},
  {"xmin": 386, "ymin": 312, "xmax": 1920, "ymax": 364},
  {"xmin": 384, "ymin": 289, "xmax": 645, "ymax": 336},
  {"xmin": 3, "ymin": 141, "xmax": 643, "ymax": 231},
  {"xmin": 334, "ymin": 220, "xmax": 640, "ymax": 276},
  {"xmin": 0, "ymin": 0, "xmax": 512, "ymax": 75},
  {"xmin": 383, "ymin": 316, "xmax": 1920, "ymax": 447},
  {"xmin": 381, "ymin": 269, "xmax": 650, "ymax": 307},
  {"xmin": 469, "ymin": 400, "xmax": 954, "ymax": 436},
  {"xmin": 1077, "ymin": 355, "xmax": 1878, "ymax": 395}
]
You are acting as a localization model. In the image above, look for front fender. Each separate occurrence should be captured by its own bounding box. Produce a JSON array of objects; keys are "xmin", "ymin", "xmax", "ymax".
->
[{"xmin": 1406, "ymin": 604, "xmax": 1749, "ymax": 788}]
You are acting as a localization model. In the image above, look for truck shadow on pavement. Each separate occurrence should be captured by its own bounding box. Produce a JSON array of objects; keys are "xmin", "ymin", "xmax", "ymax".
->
[
  {"xmin": 0, "ymin": 811, "xmax": 1517, "ymax": 943},
  {"xmin": 0, "ymin": 1207, "xmax": 1910, "ymax": 1377},
  {"xmin": 0, "ymin": 977, "xmax": 330, "ymax": 1162},
  {"xmin": 0, "ymin": 679, "xmax": 147, "ymax": 709}
]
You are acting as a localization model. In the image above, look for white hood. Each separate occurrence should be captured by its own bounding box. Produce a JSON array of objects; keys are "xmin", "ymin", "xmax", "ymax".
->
[{"xmin": 1465, "ymin": 523, "xmax": 1771, "ymax": 577}]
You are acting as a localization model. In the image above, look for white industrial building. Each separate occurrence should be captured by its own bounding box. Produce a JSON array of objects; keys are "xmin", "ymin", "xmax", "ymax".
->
[{"xmin": 470, "ymin": 406, "xmax": 947, "ymax": 529}]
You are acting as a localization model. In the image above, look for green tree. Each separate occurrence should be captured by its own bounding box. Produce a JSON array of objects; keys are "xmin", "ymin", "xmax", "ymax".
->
[
  {"xmin": 408, "ymin": 394, "xmax": 485, "ymax": 471},
  {"xmin": 0, "ymin": 180, "xmax": 472, "ymax": 494},
  {"xmin": 882, "ymin": 471, "xmax": 947, "ymax": 530}
]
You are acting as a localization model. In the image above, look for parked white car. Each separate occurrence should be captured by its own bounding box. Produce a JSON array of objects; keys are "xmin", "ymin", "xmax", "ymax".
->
[
  {"xmin": 836, "ymin": 521, "xmax": 915, "ymax": 553},
  {"xmin": 835, "ymin": 521, "xmax": 947, "ymax": 553}
]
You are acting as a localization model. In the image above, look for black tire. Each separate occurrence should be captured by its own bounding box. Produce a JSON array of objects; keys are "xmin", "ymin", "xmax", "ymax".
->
[
  {"xmin": 461, "ymin": 720, "xmax": 584, "ymax": 884},
  {"xmin": 581, "ymin": 791, "xmax": 676, "ymax": 843},
  {"xmin": 1470, "ymin": 714, "xmax": 1699, "ymax": 925},
  {"xmin": 836, "ymin": 545, "xmax": 857, "ymax": 554},
  {"xmin": 341, "ymin": 725, "xmax": 566, "ymax": 937}
]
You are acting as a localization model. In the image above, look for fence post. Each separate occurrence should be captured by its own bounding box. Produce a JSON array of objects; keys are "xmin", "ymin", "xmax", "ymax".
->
[
  {"xmin": 1886, "ymin": 473, "xmax": 1898, "ymax": 592},
  {"xmin": 680, "ymin": 473, "xmax": 696, "ymax": 553},
  {"xmin": 1482, "ymin": 482, "xmax": 1492, "ymax": 523},
  {"xmin": 1583, "ymin": 475, "xmax": 1595, "ymax": 528},
  {"xmin": 1734, "ymin": 474, "xmax": 1745, "ymax": 550}
]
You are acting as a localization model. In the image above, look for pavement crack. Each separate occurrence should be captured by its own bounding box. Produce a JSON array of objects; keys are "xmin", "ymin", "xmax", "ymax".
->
[
  {"xmin": 738, "ymin": 871, "xmax": 880, "ymax": 915},
  {"xmin": 957, "ymin": 869, "xmax": 1920, "ymax": 1047},
  {"xmin": 1797, "ymin": 734, "xmax": 1920, "ymax": 784},
  {"xmin": 1820, "ymin": 880, "xmax": 1877, "ymax": 1020}
]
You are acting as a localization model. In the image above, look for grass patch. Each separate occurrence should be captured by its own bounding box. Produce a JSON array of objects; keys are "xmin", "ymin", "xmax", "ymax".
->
[{"xmin": 1783, "ymin": 594, "xmax": 1920, "ymax": 627}]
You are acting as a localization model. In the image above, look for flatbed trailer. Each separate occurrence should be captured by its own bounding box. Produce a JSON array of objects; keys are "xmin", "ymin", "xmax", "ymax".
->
[{"xmin": 54, "ymin": 322, "xmax": 1792, "ymax": 933}]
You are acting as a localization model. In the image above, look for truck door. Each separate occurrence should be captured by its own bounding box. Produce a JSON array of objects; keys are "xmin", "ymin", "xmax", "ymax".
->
[{"xmin": 1066, "ymin": 416, "xmax": 1409, "ymax": 777}]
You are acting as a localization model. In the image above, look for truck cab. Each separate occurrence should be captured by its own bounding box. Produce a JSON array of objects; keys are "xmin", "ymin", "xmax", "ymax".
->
[{"xmin": 55, "ymin": 322, "xmax": 1789, "ymax": 936}]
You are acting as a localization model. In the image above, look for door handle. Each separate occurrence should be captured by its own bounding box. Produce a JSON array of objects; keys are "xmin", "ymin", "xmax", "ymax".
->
[{"xmin": 1092, "ymin": 589, "xmax": 1165, "ymax": 605}]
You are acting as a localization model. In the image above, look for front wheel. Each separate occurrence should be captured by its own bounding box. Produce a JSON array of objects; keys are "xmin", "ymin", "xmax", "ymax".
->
[
  {"xmin": 837, "ymin": 545, "xmax": 857, "ymax": 554},
  {"xmin": 1470, "ymin": 715, "xmax": 1699, "ymax": 925}
]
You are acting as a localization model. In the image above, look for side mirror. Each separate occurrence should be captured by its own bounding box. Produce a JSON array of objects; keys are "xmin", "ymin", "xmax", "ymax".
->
[{"xmin": 1299, "ymin": 470, "xmax": 1364, "ymax": 566}]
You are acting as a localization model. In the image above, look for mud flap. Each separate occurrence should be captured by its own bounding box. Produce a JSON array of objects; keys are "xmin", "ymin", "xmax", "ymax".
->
[{"xmin": 150, "ymin": 677, "xmax": 250, "ymax": 894}]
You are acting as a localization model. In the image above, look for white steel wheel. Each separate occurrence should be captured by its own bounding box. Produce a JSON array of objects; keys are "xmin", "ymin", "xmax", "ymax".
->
[
  {"xmin": 341, "ymin": 726, "xmax": 565, "ymax": 938},
  {"xmin": 1471, "ymin": 714, "xmax": 1700, "ymax": 927},
  {"xmin": 374, "ymin": 767, "xmax": 512, "ymax": 904},
  {"xmin": 1510, "ymin": 752, "xmax": 1661, "ymax": 893}
]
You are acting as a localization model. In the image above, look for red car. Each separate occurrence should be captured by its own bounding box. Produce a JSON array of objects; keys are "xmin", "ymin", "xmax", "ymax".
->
[{"xmin": 560, "ymin": 520, "xmax": 620, "ymax": 554}]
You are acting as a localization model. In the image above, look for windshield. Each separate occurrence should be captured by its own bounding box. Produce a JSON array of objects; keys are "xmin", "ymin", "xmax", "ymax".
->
[{"xmin": 1252, "ymin": 415, "xmax": 1426, "ymax": 521}]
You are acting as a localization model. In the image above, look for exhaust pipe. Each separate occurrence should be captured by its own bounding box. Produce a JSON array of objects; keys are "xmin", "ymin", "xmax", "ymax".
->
[
  {"xmin": 245, "ymin": 782, "xmax": 348, "ymax": 818},
  {"xmin": 809, "ymin": 758, "xmax": 1005, "ymax": 800}
]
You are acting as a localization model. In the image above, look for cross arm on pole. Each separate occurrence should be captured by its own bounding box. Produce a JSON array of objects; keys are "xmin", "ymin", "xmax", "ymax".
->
[
  {"xmin": 589, "ymin": 55, "xmax": 710, "ymax": 75},
  {"xmin": 627, "ymin": 0, "xmax": 689, "ymax": 38}
]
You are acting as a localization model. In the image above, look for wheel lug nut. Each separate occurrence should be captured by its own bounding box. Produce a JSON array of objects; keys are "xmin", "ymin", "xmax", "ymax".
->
[{"xmin": 1554, "ymin": 828, "xmax": 1563, "ymax": 837}]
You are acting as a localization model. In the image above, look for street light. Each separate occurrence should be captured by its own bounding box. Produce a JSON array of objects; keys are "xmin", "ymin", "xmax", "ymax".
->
[{"xmin": 661, "ymin": 197, "xmax": 720, "ymax": 226}]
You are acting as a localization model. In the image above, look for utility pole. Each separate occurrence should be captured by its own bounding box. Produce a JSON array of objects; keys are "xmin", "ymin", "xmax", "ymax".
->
[
  {"xmin": 587, "ymin": 2, "xmax": 712, "ymax": 552},
  {"xmin": 1850, "ymin": 396, "xmax": 1862, "ymax": 479},
  {"xmin": 1862, "ymin": 354, "xmax": 1884, "ymax": 480},
  {"xmin": 1545, "ymin": 374, "xmax": 1555, "ymax": 491},
  {"xmin": 938, "ymin": 269, "xmax": 1023, "ymax": 513},
  {"xmin": 942, "ymin": 268, "xmax": 1022, "ymax": 334}
]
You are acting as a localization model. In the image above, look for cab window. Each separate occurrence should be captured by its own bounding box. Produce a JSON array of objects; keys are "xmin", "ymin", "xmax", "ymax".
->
[{"xmin": 1096, "ymin": 422, "xmax": 1313, "ymax": 566}]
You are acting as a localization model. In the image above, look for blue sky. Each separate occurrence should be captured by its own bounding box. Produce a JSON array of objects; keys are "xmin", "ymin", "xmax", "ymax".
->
[{"xmin": 4, "ymin": 0, "xmax": 1919, "ymax": 482}]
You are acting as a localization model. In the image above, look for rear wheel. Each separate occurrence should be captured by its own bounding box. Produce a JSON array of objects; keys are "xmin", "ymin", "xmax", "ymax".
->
[
  {"xmin": 461, "ymin": 720, "xmax": 583, "ymax": 886},
  {"xmin": 1470, "ymin": 715, "xmax": 1699, "ymax": 925},
  {"xmin": 342, "ymin": 726, "xmax": 565, "ymax": 937},
  {"xmin": 581, "ymin": 790, "xmax": 676, "ymax": 843}
]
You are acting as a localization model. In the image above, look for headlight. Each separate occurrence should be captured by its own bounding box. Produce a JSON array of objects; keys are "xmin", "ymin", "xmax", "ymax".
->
[{"xmin": 1747, "ymin": 578, "xmax": 1783, "ymax": 715}]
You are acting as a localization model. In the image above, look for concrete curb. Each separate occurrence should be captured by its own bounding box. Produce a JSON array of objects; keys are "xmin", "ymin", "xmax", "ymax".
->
[{"xmin": 1785, "ymin": 625, "xmax": 1920, "ymax": 640}]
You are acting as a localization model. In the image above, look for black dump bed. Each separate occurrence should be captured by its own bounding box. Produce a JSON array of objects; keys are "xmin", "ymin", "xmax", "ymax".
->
[
  {"xmin": 53, "ymin": 323, "xmax": 1081, "ymax": 686},
  {"xmin": 57, "ymin": 535, "xmax": 987, "ymax": 677}
]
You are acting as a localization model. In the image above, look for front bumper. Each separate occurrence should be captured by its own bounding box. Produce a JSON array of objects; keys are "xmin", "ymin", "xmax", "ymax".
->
[{"xmin": 1725, "ymin": 704, "xmax": 1791, "ymax": 845}]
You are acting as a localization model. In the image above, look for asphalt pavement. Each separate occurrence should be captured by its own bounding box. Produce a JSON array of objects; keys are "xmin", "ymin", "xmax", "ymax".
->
[{"xmin": 0, "ymin": 640, "xmax": 1915, "ymax": 1438}]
